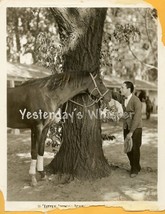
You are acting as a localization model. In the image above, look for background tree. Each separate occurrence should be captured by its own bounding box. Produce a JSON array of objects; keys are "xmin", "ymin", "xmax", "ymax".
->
[
  {"xmin": 7, "ymin": 7, "xmax": 157, "ymax": 82},
  {"xmin": 7, "ymin": 8, "xmax": 57, "ymax": 64},
  {"xmin": 101, "ymin": 8, "xmax": 157, "ymax": 82}
]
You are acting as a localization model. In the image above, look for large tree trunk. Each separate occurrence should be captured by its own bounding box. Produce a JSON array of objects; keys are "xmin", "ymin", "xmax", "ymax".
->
[{"xmin": 47, "ymin": 8, "xmax": 111, "ymax": 181}]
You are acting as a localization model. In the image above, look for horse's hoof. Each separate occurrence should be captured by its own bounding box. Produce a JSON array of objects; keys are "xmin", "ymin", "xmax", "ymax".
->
[
  {"xmin": 39, "ymin": 171, "xmax": 47, "ymax": 180},
  {"xmin": 41, "ymin": 175, "xmax": 47, "ymax": 181},
  {"xmin": 31, "ymin": 176, "xmax": 37, "ymax": 187},
  {"xmin": 31, "ymin": 181, "xmax": 38, "ymax": 187}
]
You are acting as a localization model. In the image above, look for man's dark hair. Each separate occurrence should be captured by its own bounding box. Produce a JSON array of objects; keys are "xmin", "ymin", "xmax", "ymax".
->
[{"xmin": 124, "ymin": 81, "xmax": 134, "ymax": 93}]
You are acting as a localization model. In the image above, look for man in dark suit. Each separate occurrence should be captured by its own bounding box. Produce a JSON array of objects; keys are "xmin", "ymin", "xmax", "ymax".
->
[{"xmin": 112, "ymin": 81, "xmax": 142, "ymax": 178}]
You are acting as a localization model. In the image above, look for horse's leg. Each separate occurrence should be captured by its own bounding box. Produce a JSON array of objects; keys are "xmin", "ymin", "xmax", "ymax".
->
[
  {"xmin": 29, "ymin": 128, "xmax": 37, "ymax": 186},
  {"xmin": 37, "ymin": 126, "xmax": 49, "ymax": 180}
]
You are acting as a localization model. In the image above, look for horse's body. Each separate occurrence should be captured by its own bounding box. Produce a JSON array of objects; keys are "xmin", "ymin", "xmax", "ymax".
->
[{"xmin": 7, "ymin": 72, "xmax": 110, "ymax": 186}]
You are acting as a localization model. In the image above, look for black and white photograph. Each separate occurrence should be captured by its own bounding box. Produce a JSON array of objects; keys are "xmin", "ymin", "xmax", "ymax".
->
[{"xmin": 1, "ymin": 1, "xmax": 164, "ymax": 211}]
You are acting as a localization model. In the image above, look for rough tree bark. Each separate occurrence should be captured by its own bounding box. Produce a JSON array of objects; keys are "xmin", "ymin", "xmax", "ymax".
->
[{"xmin": 46, "ymin": 8, "xmax": 111, "ymax": 182}]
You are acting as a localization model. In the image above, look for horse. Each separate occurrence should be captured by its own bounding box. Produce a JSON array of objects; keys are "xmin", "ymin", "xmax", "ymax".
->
[{"xmin": 7, "ymin": 71, "xmax": 111, "ymax": 186}]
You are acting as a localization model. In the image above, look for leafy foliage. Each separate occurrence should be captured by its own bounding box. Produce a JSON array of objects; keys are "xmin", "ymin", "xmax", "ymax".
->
[
  {"xmin": 7, "ymin": 7, "xmax": 157, "ymax": 81},
  {"xmin": 101, "ymin": 8, "xmax": 157, "ymax": 82},
  {"xmin": 36, "ymin": 32, "xmax": 63, "ymax": 73},
  {"xmin": 7, "ymin": 8, "xmax": 62, "ymax": 72},
  {"xmin": 113, "ymin": 24, "xmax": 141, "ymax": 44}
]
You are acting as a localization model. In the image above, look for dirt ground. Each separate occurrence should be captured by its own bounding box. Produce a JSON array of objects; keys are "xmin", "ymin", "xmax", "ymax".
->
[{"xmin": 7, "ymin": 115, "xmax": 157, "ymax": 202}]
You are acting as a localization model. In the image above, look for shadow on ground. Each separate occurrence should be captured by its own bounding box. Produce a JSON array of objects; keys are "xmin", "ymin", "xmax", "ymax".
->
[{"xmin": 7, "ymin": 116, "xmax": 157, "ymax": 201}]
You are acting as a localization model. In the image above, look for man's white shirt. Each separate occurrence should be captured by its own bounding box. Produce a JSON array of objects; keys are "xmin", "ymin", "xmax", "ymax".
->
[{"xmin": 125, "ymin": 93, "xmax": 132, "ymax": 107}]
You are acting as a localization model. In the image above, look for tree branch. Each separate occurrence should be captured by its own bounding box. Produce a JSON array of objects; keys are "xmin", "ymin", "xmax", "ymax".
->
[
  {"xmin": 128, "ymin": 43, "xmax": 157, "ymax": 70},
  {"xmin": 48, "ymin": 8, "xmax": 88, "ymax": 52},
  {"xmin": 145, "ymin": 10, "xmax": 152, "ymax": 49},
  {"xmin": 49, "ymin": 8, "xmax": 73, "ymax": 34}
]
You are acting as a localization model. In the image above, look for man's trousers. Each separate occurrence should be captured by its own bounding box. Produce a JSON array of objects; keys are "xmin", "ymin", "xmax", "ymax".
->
[{"xmin": 124, "ymin": 127, "xmax": 142, "ymax": 174}]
